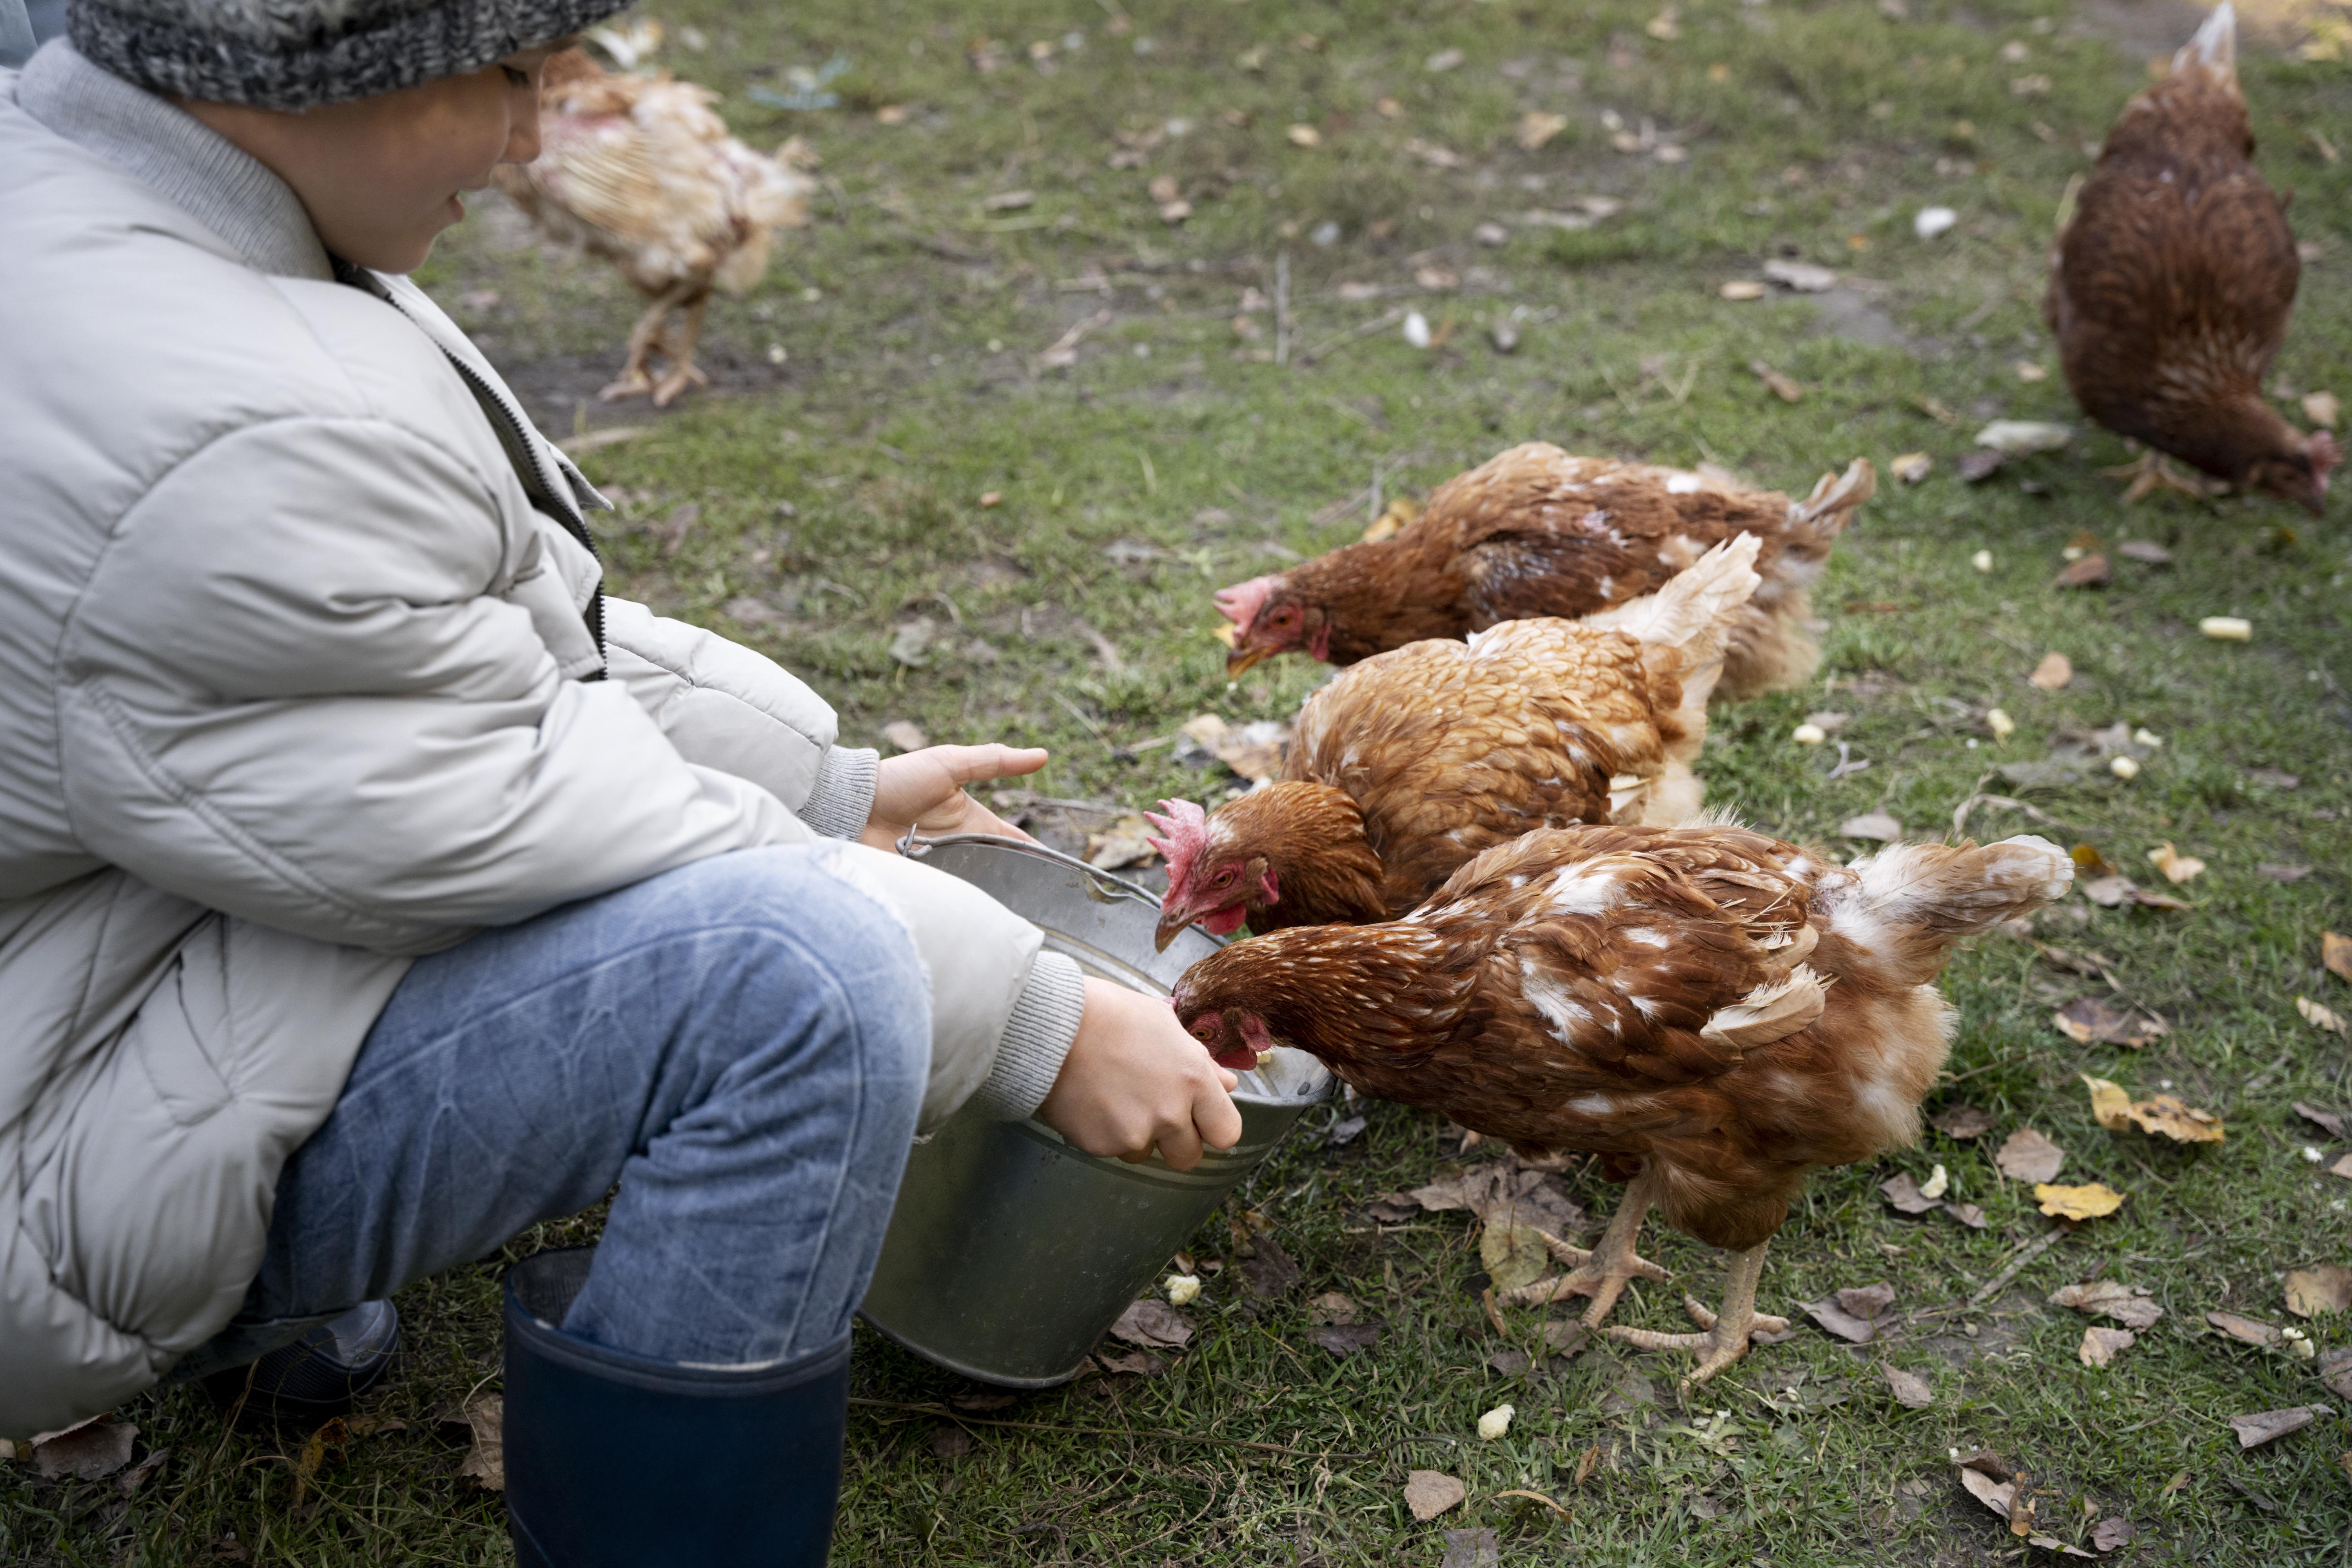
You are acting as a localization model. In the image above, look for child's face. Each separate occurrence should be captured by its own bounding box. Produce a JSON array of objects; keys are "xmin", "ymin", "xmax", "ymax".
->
[{"xmin": 181, "ymin": 43, "xmax": 569, "ymax": 274}]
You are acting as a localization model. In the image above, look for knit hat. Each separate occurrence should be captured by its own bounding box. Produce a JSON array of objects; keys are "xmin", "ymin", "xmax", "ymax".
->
[{"xmin": 69, "ymin": 0, "xmax": 629, "ymax": 110}]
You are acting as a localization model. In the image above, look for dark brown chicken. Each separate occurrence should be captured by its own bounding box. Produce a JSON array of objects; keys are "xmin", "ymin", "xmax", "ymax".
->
[
  {"xmin": 2047, "ymin": 2, "xmax": 2336, "ymax": 509},
  {"xmin": 1213, "ymin": 446, "xmax": 1873, "ymax": 701},
  {"xmin": 1148, "ymin": 536, "xmax": 1760, "ymax": 947},
  {"xmin": 1174, "ymin": 823, "xmax": 2071, "ymax": 1383}
]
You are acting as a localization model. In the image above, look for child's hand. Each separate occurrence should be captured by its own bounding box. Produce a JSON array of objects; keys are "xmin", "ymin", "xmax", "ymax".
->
[
  {"xmin": 1037, "ymin": 979, "xmax": 1244, "ymax": 1171},
  {"xmin": 860, "ymin": 744, "xmax": 1047, "ymax": 851}
]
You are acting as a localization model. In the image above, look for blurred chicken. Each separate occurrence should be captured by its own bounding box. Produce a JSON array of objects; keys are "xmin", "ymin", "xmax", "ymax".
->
[
  {"xmin": 2047, "ymin": 2, "xmax": 2336, "ymax": 509},
  {"xmin": 1148, "ymin": 536, "xmax": 1762, "ymax": 948},
  {"xmin": 1174, "ymin": 823, "xmax": 2071, "ymax": 1383},
  {"xmin": 495, "ymin": 48, "xmax": 818, "ymax": 406},
  {"xmin": 1214, "ymin": 446, "xmax": 1873, "ymax": 701}
]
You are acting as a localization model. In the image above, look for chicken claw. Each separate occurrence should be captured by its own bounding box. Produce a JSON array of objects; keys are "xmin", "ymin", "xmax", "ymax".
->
[
  {"xmin": 1607, "ymin": 1240, "xmax": 1786, "ymax": 1388},
  {"xmin": 2100, "ymin": 447, "xmax": 2212, "ymax": 505},
  {"xmin": 1499, "ymin": 1165, "xmax": 1670, "ymax": 1328}
]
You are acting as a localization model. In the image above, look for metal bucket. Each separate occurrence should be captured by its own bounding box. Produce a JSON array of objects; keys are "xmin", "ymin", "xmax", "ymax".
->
[{"xmin": 857, "ymin": 834, "xmax": 1332, "ymax": 1388}]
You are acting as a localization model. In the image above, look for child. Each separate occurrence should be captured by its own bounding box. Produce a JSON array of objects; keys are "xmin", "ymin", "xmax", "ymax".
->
[{"xmin": 0, "ymin": 5, "xmax": 1240, "ymax": 1560}]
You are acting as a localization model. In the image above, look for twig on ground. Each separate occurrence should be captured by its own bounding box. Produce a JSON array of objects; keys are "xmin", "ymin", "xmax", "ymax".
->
[
  {"xmin": 1297, "ymin": 307, "xmax": 1406, "ymax": 365},
  {"xmin": 1968, "ymin": 1227, "xmax": 2069, "ymax": 1307}
]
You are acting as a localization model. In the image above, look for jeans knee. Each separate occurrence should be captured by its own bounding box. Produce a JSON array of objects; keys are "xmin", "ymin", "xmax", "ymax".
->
[{"xmin": 669, "ymin": 846, "xmax": 932, "ymax": 1117}]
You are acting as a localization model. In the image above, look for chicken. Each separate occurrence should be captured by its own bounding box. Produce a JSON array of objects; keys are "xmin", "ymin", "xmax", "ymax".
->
[
  {"xmin": 1213, "ymin": 446, "xmax": 1873, "ymax": 701},
  {"xmin": 1173, "ymin": 823, "xmax": 2071, "ymax": 1383},
  {"xmin": 2046, "ymin": 2, "xmax": 2337, "ymax": 510},
  {"xmin": 494, "ymin": 48, "xmax": 817, "ymax": 407},
  {"xmin": 1147, "ymin": 535, "xmax": 1762, "ymax": 949}
]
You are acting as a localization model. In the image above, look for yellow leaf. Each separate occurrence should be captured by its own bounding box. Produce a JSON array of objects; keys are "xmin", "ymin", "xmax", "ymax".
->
[
  {"xmin": 2082, "ymin": 1076, "xmax": 2132, "ymax": 1132},
  {"xmin": 2298, "ymin": 996, "xmax": 2349, "ymax": 1035},
  {"xmin": 2035, "ymin": 1182, "xmax": 2125, "ymax": 1220},
  {"xmin": 2325, "ymin": 932, "xmax": 2352, "ymax": 985},
  {"xmin": 2123, "ymin": 1094, "xmax": 2224, "ymax": 1144},
  {"xmin": 2146, "ymin": 842, "xmax": 2205, "ymax": 884}
]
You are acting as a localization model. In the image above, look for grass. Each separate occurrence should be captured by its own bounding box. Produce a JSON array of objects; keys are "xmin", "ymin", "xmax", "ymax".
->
[{"xmin": 8, "ymin": 0, "xmax": 2352, "ymax": 1561}]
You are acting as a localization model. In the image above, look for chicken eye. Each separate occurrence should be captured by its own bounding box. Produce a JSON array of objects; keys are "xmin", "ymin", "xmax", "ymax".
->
[{"xmin": 1211, "ymin": 869, "xmax": 1234, "ymax": 886}]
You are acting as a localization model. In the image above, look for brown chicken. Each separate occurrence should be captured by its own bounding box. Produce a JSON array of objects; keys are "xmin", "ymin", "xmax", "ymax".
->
[
  {"xmin": 2047, "ymin": 2, "xmax": 2336, "ymax": 509},
  {"xmin": 1174, "ymin": 823, "xmax": 2071, "ymax": 1383},
  {"xmin": 1214, "ymin": 446, "xmax": 1873, "ymax": 701},
  {"xmin": 1147, "ymin": 535, "xmax": 1761, "ymax": 948},
  {"xmin": 495, "ymin": 49, "xmax": 817, "ymax": 406}
]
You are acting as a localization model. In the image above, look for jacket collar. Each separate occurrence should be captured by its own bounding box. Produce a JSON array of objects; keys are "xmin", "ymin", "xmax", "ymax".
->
[{"xmin": 15, "ymin": 40, "xmax": 333, "ymax": 281}]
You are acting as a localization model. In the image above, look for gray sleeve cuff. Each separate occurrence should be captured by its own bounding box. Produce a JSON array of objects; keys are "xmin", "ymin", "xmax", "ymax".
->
[
  {"xmin": 966, "ymin": 950, "xmax": 1085, "ymax": 1121},
  {"xmin": 799, "ymin": 746, "xmax": 878, "ymax": 839}
]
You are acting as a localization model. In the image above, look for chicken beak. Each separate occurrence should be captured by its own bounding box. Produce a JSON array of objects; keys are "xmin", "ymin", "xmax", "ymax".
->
[
  {"xmin": 1223, "ymin": 644, "xmax": 1272, "ymax": 680},
  {"xmin": 1153, "ymin": 910, "xmax": 1192, "ymax": 953}
]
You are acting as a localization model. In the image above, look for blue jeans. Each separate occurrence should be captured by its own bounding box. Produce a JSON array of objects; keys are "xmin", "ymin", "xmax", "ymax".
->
[{"xmin": 197, "ymin": 845, "xmax": 930, "ymax": 1370}]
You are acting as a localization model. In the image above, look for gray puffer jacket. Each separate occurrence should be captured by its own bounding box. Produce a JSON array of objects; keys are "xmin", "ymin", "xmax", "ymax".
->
[{"xmin": 0, "ymin": 42, "xmax": 1083, "ymax": 1438}]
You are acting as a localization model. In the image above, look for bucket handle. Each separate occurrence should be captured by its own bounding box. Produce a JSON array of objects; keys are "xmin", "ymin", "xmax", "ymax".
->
[{"xmin": 894, "ymin": 828, "xmax": 1170, "ymax": 911}]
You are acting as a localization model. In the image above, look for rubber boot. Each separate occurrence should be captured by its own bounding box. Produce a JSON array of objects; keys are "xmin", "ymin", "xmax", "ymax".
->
[
  {"xmin": 502, "ymin": 1248, "xmax": 850, "ymax": 1568},
  {"xmin": 201, "ymin": 1300, "xmax": 399, "ymax": 1432}
]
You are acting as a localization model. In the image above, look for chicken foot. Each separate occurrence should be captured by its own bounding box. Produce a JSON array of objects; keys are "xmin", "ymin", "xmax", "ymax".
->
[
  {"xmin": 1498, "ymin": 1164, "xmax": 1671, "ymax": 1328},
  {"xmin": 648, "ymin": 290, "xmax": 714, "ymax": 408},
  {"xmin": 600, "ymin": 282, "xmax": 696, "ymax": 403},
  {"xmin": 2100, "ymin": 447, "xmax": 2212, "ymax": 505},
  {"xmin": 1606, "ymin": 1238, "xmax": 1788, "ymax": 1387}
]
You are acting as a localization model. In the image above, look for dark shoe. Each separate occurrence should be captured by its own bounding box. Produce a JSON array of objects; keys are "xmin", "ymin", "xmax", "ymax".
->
[
  {"xmin": 503, "ymin": 1248, "xmax": 849, "ymax": 1568},
  {"xmin": 201, "ymin": 1300, "xmax": 399, "ymax": 1430}
]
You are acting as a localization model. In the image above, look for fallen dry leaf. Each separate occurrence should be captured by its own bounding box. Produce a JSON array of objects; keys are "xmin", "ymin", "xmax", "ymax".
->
[
  {"xmin": 2028, "ymin": 1535, "xmax": 2096, "ymax": 1559},
  {"xmin": 1237, "ymin": 1235, "xmax": 1302, "ymax": 1299},
  {"xmin": 2229, "ymin": 1406, "xmax": 2330, "ymax": 1448},
  {"xmin": 1109, "ymin": 1298, "xmax": 1194, "ymax": 1349},
  {"xmin": 1086, "ymin": 813, "xmax": 1160, "ymax": 870},
  {"xmin": 1750, "ymin": 359, "xmax": 1804, "ymax": 402},
  {"xmin": 2325, "ymin": 932, "xmax": 2352, "ymax": 984},
  {"xmin": 1538, "ymin": 1319, "xmax": 1590, "ymax": 1354},
  {"xmin": 1996, "ymin": 1127, "xmax": 2066, "ymax": 1183},
  {"xmin": 1883, "ymin": 1363, "xmax": 1935, "ymax": 1408},
  {"xmin": 1956, "ymin": 1462, "xmax": 2017, "ymax": 1521},
  {"xmin": 115, "ymin": 1446, "xmax": 169, "ymax": 1497},
  {"xmin": 1405, "ymin": 1469, "xmax": 1469, "ymax": 1521},
  {"xmin": 1840, "ymin": 1281, "xmax": 1898, "ymax": 1318},
  {"xmin": 2083, "ymin": 1076, "xmax": 2134, "ymax": 1131},
  {"xmin": 1094, "ymin": 1348, "xmax": 1168, "ymax": 1376},
  {"xmin": 2129, "ymin": 1095, "xmax": 2224, "ymax": 1143},
  {"xmin": 2298, "ymin": 996, "xmax": 2349, "ymax": 1036},
  {"xmin": 2092, "ymin": 1517, "xmax": 2135, "ymax": 1552},
  {"xmin": 1441, "ymin": 1527, "xmax": 1501, "ymax": 1568},
  {"xmin": 1763, "ymin": 258, "xmax": 1838, "ymax": 292},
  {"xmin": 1946, "ymin": 1201, "xmax": 1989, "ymax": 1229},
  {"xmin": 2055, "ymin": 553, "xmax": 2111, "ymax": 589},
  {"xmin": 2036, "ymin": 1182, "xmax": 2125, "ymax": 1220},
  {"xmin": 2050, "ymin": 1280, "xmax": 2164, "ymax": 1329},
  {"xmin": 1804, "ymin": 1283, "xmax": 1894, "ymax": 1344},
  {"xmin": 2208, "ymin": 1311, "xmax": 2284, "ymax": 1347},
  {"xmin": 1936, "ymin": 1105, "xmax": 1995, "ymax": 1139},
  {"xmin": 454, "ymin": 1397, "xmax": 503, "ymax": 1491},
  {"xmin": 2029, "ymin": 652, "xmax": 2074, "ymax": 690},
  {"xmin": 2332, "ymin": 1154, "xmax": 2352, "ymax": 1180},
  {"xmin": 1286, "ymin": 123, "xmax": 1323, "ymax": 148},
  {"xmin": 1881, "ymin": 1171, "xmax": 1939, "ymax": 1214},
  {"xmin": 31, "ymin": 1421, "xmax": 137, "ymax": 1483},
  {"xmin": 1719, "ymin": 279, "xmax": 1767, "ymax": 301},
  {"xmin": 291, "ymin": 1417, "xmax": 348, "ymax": 1510},
  {"xmin": 1308, "ymin": 1290, "xmax": 1358, "ymax": 1326},
  {"xmin": 2146, "ymin": 842, "xmax": 2205, "ymax": 884},
  {"xmin": 2285, "ymin": 1265, "xmax": 2352, "ymax": 1318},
  {"xmin": 931, "ymin": 1423, "xmax": 976, "ymax": 1459},
  {"xmin": 1515, "ymin": 110, "xmax": 1568, "ymax": 151},
  {"xmin": 1891, "ymin": 452, "xmax": 1933, "ymax": 483},
  {"xmin": 2299, "ymin": 1103, "xmax": 2350, "ymax": 1139},
  {"xmin": 2054, "ymin": 998, "xmax": 2167, "ymax": 1048},
  {"xmin": 1481, "ymin": 1221, "xmax": 1553, "ymax": 1292},
  {"xmin": 2081, "ymin": 875, "xmax": 2135, "ymax": 908},
  {"xmin": 1308, "ymin": 1323, "xmax": 1381, "ymax": 1357},
  {"xmin": 2321, "ymin": 1346, "xmax": 2352, "ymax": 1400},
  {"xmin": 2117, "ymin": 539, "xmax": 2172, "ymax": 564},
  {"xmin": 2079, "ymin": 1326, "xmax": 2136, "ymax": 1367}
]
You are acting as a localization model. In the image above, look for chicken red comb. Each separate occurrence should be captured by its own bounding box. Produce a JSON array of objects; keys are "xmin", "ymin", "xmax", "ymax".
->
[
  {"xmin": 1143, "ymin": 798, "xmax": 1208, "ymax": 897},
  {"xmin": 1212, "ymin": 575, "xmax": 1277, "ymax": 636}
]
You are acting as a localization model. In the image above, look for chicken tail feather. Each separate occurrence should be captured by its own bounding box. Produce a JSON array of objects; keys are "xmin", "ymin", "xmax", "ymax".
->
[
  {"xmin": 1824, "ymin": 835, "xmax": 2073, "ymax": 988},
  {"xmin": 2175, "ymin": 1, "xmax": 2236, "ymax": 76}
]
